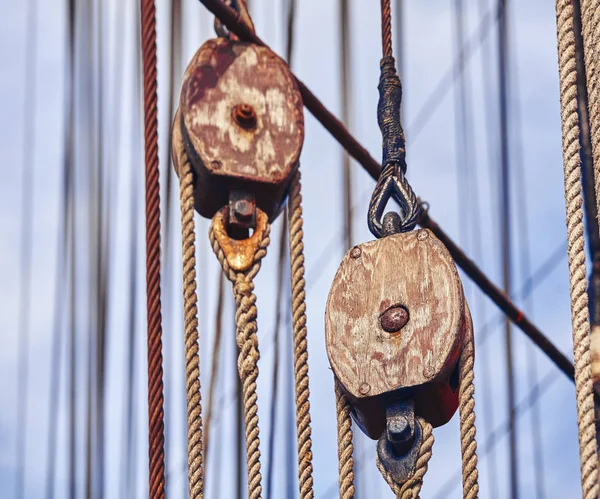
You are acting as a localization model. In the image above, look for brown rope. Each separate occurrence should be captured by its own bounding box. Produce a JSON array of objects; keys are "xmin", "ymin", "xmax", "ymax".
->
[
  {"xmin": 287, "ymin": 172, "xmax": 315, "ymax": 498},
  {"xmin": 555, "ymin": 1, "xmax": 600, "ymax": 497},
  {"xmin": 179, "ymin": 156, "xmax": 205, "ymax": 497},
  {"xmin": 209, "ymin": 218, "xmax": 270, "ymax": 499},
  {"xmin": 140, "ymin": 0, "xmax": 166, "ymax": 495},
  {"xmin": 459, "ymin": 308, "xmax": 479, "ymax": 499},
  {"xmin": 335, "ymin": 379, "xmax": 355, "ymax": 499}
]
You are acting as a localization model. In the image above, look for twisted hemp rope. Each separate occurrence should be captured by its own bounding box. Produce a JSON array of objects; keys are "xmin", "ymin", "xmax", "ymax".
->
[
  {"xmin": 140, "ymin": 0, "xmax": 166, "ymax": 495},
  {"xmin": 335, "ymin": 379, "xmax": 355, "ymax": 499},
  {"xmin": 209, "ymin": 216, "xmax": 270, "ymax": 499},
  {"xmin": 554, "ymin": 1, "xmax": 599, "ymax": 497},
  {"xmin": 458, "ymin": 309, "xmax": 479, "ymax": 499},
  {"xmin": 287, "ymin": 171, "xmax": 315, "ymax": 498},
  {"xmin": 179, "ymin": 155, "xmax": 205, "ymax": 497}
]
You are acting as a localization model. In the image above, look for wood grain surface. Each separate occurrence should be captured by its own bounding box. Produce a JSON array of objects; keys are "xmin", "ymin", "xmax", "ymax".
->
[{"xmin": 326, "ymin": 229, "xmax": 466, "ymax": 436}]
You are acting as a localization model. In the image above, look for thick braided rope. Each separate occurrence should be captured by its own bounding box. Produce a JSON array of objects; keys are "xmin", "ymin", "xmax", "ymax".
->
[
  {"xmin": 287, "ymin": 172, "xmax": 315, "ymax": 499},
  {"xmin": 334, "ymin": 379, "xmax": 355, "ymax": 499},
  {"xmin": 209, "ymin": 220, "xmax": 270, "ymax": 499},
  {"xmin": 458, "ymin": 312, "xmax": 479, "ymax": 499},
  {"xmin": 179, "ymin": 156, "xmax": 205, "ymax": 497},
  {"xmin": 140, "ymin": 0, "xmax": 166, "ymax": 495},
  {"xmin": 555, "ymin": 2, "xmax": 599, "ymax": 497},
  {"xmin": 375, "ymin": 419, "xmax": 434, "ymax": 498}
]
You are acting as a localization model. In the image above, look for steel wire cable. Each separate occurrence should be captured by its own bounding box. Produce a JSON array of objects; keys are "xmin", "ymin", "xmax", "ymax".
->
[{"xmin": 140, "ymin": 0, "xmax": 166, "ymax": 495}]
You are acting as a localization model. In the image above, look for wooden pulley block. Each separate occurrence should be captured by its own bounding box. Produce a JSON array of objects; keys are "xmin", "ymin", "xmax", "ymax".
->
[
  {"xmin": 171, "ymin": 37, "xmax": 304, "ymax": 223},
  {"xmin": 325, "ymin": 229, "xmax": 470, "ymax": 439}
]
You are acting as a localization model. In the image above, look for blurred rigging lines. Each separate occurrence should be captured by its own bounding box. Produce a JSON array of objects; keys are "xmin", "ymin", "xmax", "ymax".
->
[
  {"xmin": 45, "ymin": 1, "xmax": 75, "ymax": 498},
  {"xmin": 453, "ymin": 1, "xmax": 500, "ymax": 497},
  {"xmin": 16, "ymin": 0, "xmax": 39, "ymax": 496}
]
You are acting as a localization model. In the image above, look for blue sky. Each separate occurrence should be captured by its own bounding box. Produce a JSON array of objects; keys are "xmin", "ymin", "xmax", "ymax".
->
[{"xmin": 0, "ymin": 0, "xmax": 585, "ymax": 497}]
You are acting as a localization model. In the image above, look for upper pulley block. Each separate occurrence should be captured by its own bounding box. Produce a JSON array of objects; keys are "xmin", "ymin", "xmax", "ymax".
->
[{"xmin": 172, "ymin": 37, "xmax": 304, "ymax": 223}]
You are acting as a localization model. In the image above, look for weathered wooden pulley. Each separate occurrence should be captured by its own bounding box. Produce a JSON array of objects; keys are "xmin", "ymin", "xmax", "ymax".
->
[
  {"xmin": 171, "ymin": 36, "xmax": 304, "ymax": 229},
  {"xmin": 325, "ymin": 228, "xmax": 471, "ymax": 445}
]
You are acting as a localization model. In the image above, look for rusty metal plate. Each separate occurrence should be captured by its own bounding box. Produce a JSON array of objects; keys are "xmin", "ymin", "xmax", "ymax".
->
[{"xmin": 176, "ymin": 38, "xmax": 304, "ymax": 220}]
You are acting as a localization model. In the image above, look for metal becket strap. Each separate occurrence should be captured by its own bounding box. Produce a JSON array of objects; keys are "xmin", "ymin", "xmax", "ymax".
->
[{"xmin": 377, "ymin": 399, "xmax": 423, "ymax": 483}]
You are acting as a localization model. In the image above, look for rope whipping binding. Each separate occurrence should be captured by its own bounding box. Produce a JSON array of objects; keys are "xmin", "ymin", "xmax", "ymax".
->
[
  {"xmin": 140, "ymin": 0, "xmax": 166, "ymax": 495},
  {"xmin": 287, "ymin": 171, "xmax": 315, "ymax": 498},
  {"xmin": 178, "ymin": 151, "xmax": 205, "ymax": 497},
  {"xmin": 554, "ymin": 1, "xmax": 599, "ymax": 497}
]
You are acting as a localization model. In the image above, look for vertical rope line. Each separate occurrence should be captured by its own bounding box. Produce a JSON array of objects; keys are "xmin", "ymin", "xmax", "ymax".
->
[
  {"xmin": 210, "ymin": 222, "xmax": 271, "ymax": 499},
  {"xmin": 458, "ymin": 310, "xmax": 479, "ymax": 499},
  {"xmin": 572, "ymin": 0, "xmax": 600, "ymax": 449},
  {"xmin": 140, "ymin": 0, "xmax": 166, "ymax": 495},
  {"xmin": 179, "ymin": 156, "xmax": 205, "ymax": 497},
  {"xmin": 334, "ymin": 379, "xmax": 355, "ymax": 499},
  {"xmin": 288, "ymin": 172, "xmax": 315, "ymax": 498},
  {"xmin": 555, "ymin": 1, "xmax": 599, "ymax": 497}
]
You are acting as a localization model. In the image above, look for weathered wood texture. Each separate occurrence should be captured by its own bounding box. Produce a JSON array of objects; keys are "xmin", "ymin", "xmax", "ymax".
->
[
  {"xmin": 172, "ymin": 37, "xmax": 304, "ymax": 221},
  {"xmin": 325, "ymin": 229, "xmax": 467, "ymax": 438}
]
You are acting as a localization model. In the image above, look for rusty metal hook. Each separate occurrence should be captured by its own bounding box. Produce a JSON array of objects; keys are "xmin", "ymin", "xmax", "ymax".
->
[{"xmin": 212, "ymin": 205, "xmax": 268, "ymax": 272}]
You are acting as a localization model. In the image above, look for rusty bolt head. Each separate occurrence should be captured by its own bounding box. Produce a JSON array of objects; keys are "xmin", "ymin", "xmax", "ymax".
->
[
  {"xmin": 380, "ymin": 305, "xmax": 409, "ymax": 333},
  {"xmin": 387, "ymin": 414, "xmax": 413, "ymax": 446},
  {"xmin": 233, "ymin": 199, "xmax": 254, "ymax": 221},
  {"xmin": 350, "ymin": 246, "xmax": 362, "ymax": 259},
  {"xmin": 211, "ymin": 160, "xmax": 222, "ymax": 170},
  {"xmin": 359, "ymin": 382, "xmax": 371, "ymax": 395},
  {"xmin": 233, "ymin": 103, "xmax": 257, "ymax": 130},
  {"xmin": 417, "ymin": 230, "xmax": 429, "ymax": 241}
]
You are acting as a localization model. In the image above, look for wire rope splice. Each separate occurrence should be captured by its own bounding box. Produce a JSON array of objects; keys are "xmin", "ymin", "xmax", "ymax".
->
[
  {"xmin": 326, "ymin": 3, "xmax": 479, "ymax": 496},
  {"xmin": 172, "ymin": 2, "xmax": 314, "ymax": 496},
  {"xmin": 367, "ymin": 51, "xmax": 419, "ymax": 237}
]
